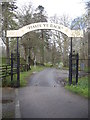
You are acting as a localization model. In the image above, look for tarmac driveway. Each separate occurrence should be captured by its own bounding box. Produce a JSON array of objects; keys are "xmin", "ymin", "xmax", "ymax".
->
[{"xmin": 18, "ymin": 68, "xmax": 88, "ymax": 118}]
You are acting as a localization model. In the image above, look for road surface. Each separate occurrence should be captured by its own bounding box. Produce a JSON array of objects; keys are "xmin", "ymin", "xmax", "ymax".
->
[{"xmin": 18, "ymin": 68, "xmax": 88, "ymax": 118}]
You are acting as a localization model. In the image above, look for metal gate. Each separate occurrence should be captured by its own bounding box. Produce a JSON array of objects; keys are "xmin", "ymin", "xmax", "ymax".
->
[
  {"xmin": 11, "ymin": 52, "xmax": 20, "ymax": 87},
  {"xmin": 69, "ymin": 53, "xmax": 79, "ymax": 85}
]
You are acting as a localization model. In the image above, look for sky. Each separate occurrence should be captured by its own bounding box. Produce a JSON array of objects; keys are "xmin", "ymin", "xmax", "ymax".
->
[{"xmin": 16, "ymin": 0, "xmax": 87, "ymax": 19}]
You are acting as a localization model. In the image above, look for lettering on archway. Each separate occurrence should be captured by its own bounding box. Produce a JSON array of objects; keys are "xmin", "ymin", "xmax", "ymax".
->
[{"xmin": 6, "ymin": 22, "xmax": 83, "ymax": 38}]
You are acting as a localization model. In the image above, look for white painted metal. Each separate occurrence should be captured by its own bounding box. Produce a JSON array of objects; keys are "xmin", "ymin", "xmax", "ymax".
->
[{"xmin": 6, "ymin": 22, "xmax": 83, "ymax": 38}]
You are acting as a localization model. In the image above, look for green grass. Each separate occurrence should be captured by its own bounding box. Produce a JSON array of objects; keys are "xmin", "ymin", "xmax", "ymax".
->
[
  {"xmin": 19, "ymin": 65, "xmax": 46, "ymax": 87},
  {"xmin": 65, "ymin": 76, "xmax": 88, "ymax": 98},
  {"xmin": 78, "ymin": 67, "xmax": 88, "ymax": 73},
  {"xmin": 31, "ymin": 65, "xmax": 46, "ymax": 72},
  {"xmin": 2, "ymin": 65, "xmax": 46, "ymax": 87},
  {"xmin": 63, "ymin": 67, "xmax": 69, "ymax": 70},
  {"xmin": 2, "ymin": 75, "xmax": 17, "ymax": 87},
  {"xmin": 44, "ymin": 63, "xmax": 53, "ymax": 67},
  {"xmin": 84, "ymin": 67, "xmax": 89, "ymax": 73}
]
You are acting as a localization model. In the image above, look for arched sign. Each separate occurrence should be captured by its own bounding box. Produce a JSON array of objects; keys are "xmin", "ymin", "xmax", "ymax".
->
[{"xmin": 6, "ymin": 22, "xmax": 83, "ymax": 38}]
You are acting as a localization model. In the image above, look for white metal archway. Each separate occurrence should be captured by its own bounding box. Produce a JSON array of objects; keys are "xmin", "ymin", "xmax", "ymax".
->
[
  {"xmin": 6, "ymin": 22, "xmax": 84, "ymax": 87},
  {"xmin": 6, "ymin": 22, "xmax": 83, "ymax": 38}
]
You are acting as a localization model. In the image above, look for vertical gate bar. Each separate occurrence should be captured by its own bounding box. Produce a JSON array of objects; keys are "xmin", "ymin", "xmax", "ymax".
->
[
  {"xmin": 69, "ymin": 54, "xmax": 71, "ymax": 84},
  {"xmin": 17, "ymin": 37, "xmax": 20, "ymax": 87},
  {"xmin": 69, "ymin": 37, "xmax": 73, "ymax": 85},
  {"xmin": 6, "ymin": 65, "xmax": 7, "ymax": 77},
  {"xmin": 28, "ymin": 48, "xmax": 31, "ymax": 70},
  {"xmin": 69, "ymin": 53, "xmax": 72, "ymax": 84},
  {"xmin": 71, "ymin": 37, "xmax": 72, "ymax": 55},
  {"xmin": 76, "ymin": 53, "xmax": 79, "ymax": 84},
  {"xmin": 71, "ymin": 37, "xmax": 72, "ymax": 84},
  {"xmin": 11, "ymin": 52, "xmax": 13, "ymax": 87}
]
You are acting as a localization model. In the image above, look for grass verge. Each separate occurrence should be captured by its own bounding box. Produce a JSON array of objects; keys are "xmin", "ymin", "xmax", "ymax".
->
[
  {"xmin": 65, "ymin": 76, "xmax": 88, "ymax": 98},
  {"xmin": 2, "ymin": 65, "xmax": 46, "ymax": 87},
  {"xmin": 18, "ymin": 65, "xmax": 46, "ymax": 87}
]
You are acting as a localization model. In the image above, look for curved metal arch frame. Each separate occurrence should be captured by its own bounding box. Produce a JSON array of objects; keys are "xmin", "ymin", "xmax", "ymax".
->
[{"xmin": 6, "ymin": 22, "xmax": 83, "ymax": 38}]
